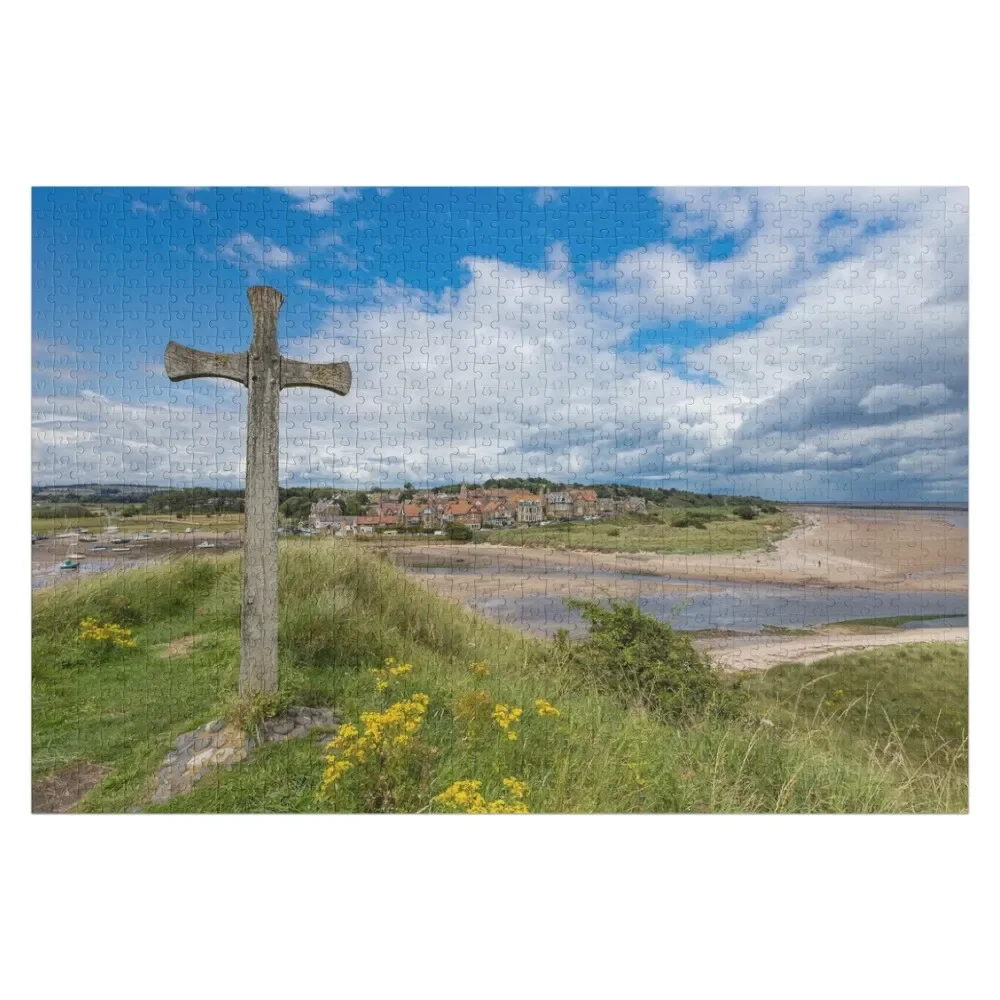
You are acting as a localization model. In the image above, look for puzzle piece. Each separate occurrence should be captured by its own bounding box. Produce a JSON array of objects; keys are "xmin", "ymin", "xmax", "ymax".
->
[{"xmin": 31, "ymin": 187, "xmax": 968, "ymax": 814}]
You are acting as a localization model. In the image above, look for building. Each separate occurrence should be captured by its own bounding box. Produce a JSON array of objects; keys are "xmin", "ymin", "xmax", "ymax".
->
[
  {"xmin": 309, "ymin": 497, "xmax": 343, "ymax": 530},
  {"xmin": 544, "ymin": 492, "xmax": 575, "ymax": 519},
  {"xmin": 570, "ymin": 488, "xmax": 598, "ymax": 517},
  {"xmin": 443, "ymin": 500, "xmax": 482, "ymax": 527},
  {"xmin": 516, "ymin": 498, "xmax": 543, "ymax": 525}
]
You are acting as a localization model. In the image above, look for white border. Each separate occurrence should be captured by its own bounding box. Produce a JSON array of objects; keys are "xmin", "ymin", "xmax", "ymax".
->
[{"xmin": 4, "ymin": 2, "xmax": 994, "ymax": 996}]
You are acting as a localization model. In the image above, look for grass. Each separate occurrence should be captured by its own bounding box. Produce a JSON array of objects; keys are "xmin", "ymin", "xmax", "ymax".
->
[
  {"xmin": 31, "ymin": 539, "xmax": 968, "ymax": 813},
  {"xmin": 32, "ymin": 513, "xmax": 245, "ymax": 535},
  {"xmin": 824, "ymin": 614, "xmax": 967, "ymax": 632},
  {"xmin": 480, "ymin": 507, "xmax": 796, "ymax": 554},
  {"xmin": 746, "ymin": 645, "xmax": 968, "ymax": 786}
]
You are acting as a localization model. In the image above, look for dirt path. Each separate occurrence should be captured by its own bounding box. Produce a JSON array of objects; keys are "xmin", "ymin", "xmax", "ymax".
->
[{"xmin": 701, "ymin": 626, "xmax": 969, "ymax": 672}]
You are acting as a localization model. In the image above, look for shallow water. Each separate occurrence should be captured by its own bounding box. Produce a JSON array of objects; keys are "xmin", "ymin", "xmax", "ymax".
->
[{"xmin": 438, "ymin": 570, "xmax": 969, "ymax": 637}]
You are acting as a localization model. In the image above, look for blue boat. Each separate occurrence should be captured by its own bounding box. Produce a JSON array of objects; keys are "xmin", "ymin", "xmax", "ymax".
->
[{"xmin": 59, "ymin": 558, "xmax": 79, "ymax": 570}]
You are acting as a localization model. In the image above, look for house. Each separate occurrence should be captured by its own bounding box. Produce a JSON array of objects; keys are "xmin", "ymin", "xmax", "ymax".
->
[
  {"xmin": 420, "ymin": 506, "xmax": 439, "ymax": 530},
  {"xmin": 516, "ymin": 497, "xmax": 544, "ymax": 525},
  {"xmin": 443, "ymin": 500, "xmax": 482, "ymax": 527},
  {"xmin": 570, "ymin": 488, "xmax": 598, "ymax": 517},
  {"xmin": 309, "ymin": 497, "xmax": 343, "ymax": 530},
  {"xmin": 597, "ymin": 498, "xmax": 617, "ymax": 516},
  {"xmin": 481, "ymin": 500, "xmax": 515, "ymax": 528},
  {"xmin": 402, "ymin": 504, "xmax": 423, "ymax": 528},
  {"xmin": 544, "ymin": 492, "xmax": 575, "ymax": 519}
]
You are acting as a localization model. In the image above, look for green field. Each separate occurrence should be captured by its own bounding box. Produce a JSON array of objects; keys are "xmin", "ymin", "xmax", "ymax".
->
[
  {"xmin": 31, "ymin": 539, "xmax": 967, "ymax": 813},
  {"xmin": 481, "ymin": 506, "xmax": 796, "ymax": 554},
  {"xmin": 31, "ymin": 512, "xmax": 245, "ymax": 535}
]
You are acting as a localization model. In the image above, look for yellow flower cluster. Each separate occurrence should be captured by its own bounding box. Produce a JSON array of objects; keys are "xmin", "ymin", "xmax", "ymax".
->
[
  {"xmin": 320, "ymin": 693, "xmax": 429, "ymax": 794},
  {"xmin": 492, "ymin": 703, "xmax": 523, "ymax": 740},
  {"xmin": 77, "ymin": 617, "xmax": 137, "ymax": 649},
  {"xmin": 370, "ymin": 656, "xmax": 414, "ymax": 693},
  {"xmin": 468, "ymin": 659, "xmax": 490, "ymax": 678},
  {"xmin": 434, "ymin": 776, "xmax": 530, "ymax": 814},
  {"xmin": 534, "ymin": 698, "xmax": 560, "ymax": 717}
]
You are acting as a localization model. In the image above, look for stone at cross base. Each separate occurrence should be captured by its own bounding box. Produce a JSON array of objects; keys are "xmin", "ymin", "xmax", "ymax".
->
[{"xmin": 164, "ymin": 285, "xmax": 352, "ymax": 696}]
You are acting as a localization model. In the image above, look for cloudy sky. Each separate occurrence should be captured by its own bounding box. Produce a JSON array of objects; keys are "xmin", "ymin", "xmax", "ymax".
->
[{"xmin": 32, "ymin": 187, "xmax": 968, "ymax": 501}]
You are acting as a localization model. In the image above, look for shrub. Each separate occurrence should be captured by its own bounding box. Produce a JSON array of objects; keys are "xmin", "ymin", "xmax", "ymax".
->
[
  {"xmin": 445, "ymin": 522, "xmax": 474, "ymax": 542},
  {"xmin": 733, "ymin": 505, "xmax": 758, "ymax": 520},
  {"xmin": 671, "ymin": 515, "xmax": 708, "ymax": 529},
  {"xmin": 318, "ymin": 693, "xmax": 435, "ymax": 811},
  {"xmin": 565, "ymin": 599, "xmax": 746, "ymax": 722}
]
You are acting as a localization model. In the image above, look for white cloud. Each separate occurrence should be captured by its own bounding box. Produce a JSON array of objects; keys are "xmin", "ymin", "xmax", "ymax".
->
[
  {"xmin": 858, "ymin": 383, "xmax": 952, "ymax": 415},
  {"xmin": 131, "ymin": 199, "xmax": 167, "ymax": 215},
  {"xmin": 281, "ymin": 187, "xmax": 359, "ymax": 214},
  {"xmin": 32, "ymin": 188, "xmax": 968, "ymax": 499},
  {"xmin": 218, "ymin": 233, "xmax": 301, "ymax": 270}
]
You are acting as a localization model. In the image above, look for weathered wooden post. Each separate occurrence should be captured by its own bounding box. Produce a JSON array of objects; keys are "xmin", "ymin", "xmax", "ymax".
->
[{"xmin": 164, "ymin": 285, "xmax": 352, "ymax": 696}]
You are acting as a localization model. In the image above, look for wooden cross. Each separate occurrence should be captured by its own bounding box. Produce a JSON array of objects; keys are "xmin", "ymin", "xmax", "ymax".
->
[{"xmin": 164, "ymin": 285, "xmax": 352, "ymax": 696}]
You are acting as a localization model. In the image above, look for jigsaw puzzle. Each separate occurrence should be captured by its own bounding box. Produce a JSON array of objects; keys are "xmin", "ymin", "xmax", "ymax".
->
[{"xmin": 30, "ymin": 187, "xmax": 969, "ymax": 814}]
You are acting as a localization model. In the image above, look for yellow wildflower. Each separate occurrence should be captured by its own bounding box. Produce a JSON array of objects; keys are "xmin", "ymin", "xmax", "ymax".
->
[
  {"xmin": 503, "ymin": 777, "xmax": 528, "ymax": 800},
  {"xmin": 319, "ymin": 694, "xmax": 430, "ymax": 797},
  {"xmin": 370, "ymin": 657, "xmax": 415, "ymax": 692},
  {"xmin": 534, "ymin": 698, "xmax": 560, "ymax": 717},
  {"xmin": 468, "ymin": 659, "xmax": 490, "ymax": 678},
  {"xmin": 492, "ymin": 704, "xmax": 522, "ymax": 740},
  {"xmin": 435, "ymin": 777, "xmax": 531, "ymax": 814},
  {"xmin": 77, "ymin": 617, "xmax": 137, "ymax": 649}
]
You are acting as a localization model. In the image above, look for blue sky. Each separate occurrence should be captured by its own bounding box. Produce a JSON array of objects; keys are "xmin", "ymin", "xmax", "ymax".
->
[{"xmin": 32, "ymin": 187, "xmax": 968, "ymax": 501}]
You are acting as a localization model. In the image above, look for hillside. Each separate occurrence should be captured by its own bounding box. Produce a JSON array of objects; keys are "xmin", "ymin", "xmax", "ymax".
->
[{"xmin": 31, "ymin": 540, "xmax": 967, "ymax": 813}]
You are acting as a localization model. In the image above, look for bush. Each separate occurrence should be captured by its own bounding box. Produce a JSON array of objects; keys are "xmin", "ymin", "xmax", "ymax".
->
[
  {"xmin": 445, "ymin": 522, "xmax": 474, "ymax": 542},
  {"xmin": 671, "ymin": 515, "xmax": 708, "ymax": 529},
  {"xmin": 733, "ymin": 506, "xmax": 758, "ymax": 520},
  {"xmin": 565, "ymin": 599, "xmax": 746, "ymax": 722}
]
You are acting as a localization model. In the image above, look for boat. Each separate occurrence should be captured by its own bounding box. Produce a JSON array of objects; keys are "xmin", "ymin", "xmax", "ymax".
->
[
  {"xmin": 66, "ymin": 552, "xmax": 86, "ymax": 559},
  {"xmin": 59, "ymin": 559, "xmax": 79, "ymax": 570},
  {"xmin": 196, "ymin": 541, "xmax": 216, "ymax": 548},
  {"xmin": 91, "ymin": 545, "xmax": 108, "ymax": 551},
  {"xmin": 110, "ymin": 546, "xmax": 133, "ymax": 553}
]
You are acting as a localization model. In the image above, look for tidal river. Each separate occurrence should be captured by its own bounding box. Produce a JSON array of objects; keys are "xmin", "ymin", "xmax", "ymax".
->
[
  {"xmin": 410, "ymin": 566, "xmax": 967, "ymax": 637},
  {"xmin": 392, "ymin": 505, "xmax": 968, "ymax": 638}
]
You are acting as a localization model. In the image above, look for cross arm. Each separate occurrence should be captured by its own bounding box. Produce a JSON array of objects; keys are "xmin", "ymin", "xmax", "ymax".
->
[
  {"xmin": 280, "ymin": 358, "xmax": 352, "ymax": 395},
  {"xmin": 164, "ymin": 342, "xmax": 248, "ymax": 385}
]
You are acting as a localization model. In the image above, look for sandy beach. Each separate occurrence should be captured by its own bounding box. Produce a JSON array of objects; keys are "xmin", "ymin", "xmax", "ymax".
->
[
  {"xmin": 391, "ymin": 506, "xmax": 968, "ymax": 599},
  {"xmin": 385, "ymin": 507, "xmax": 968, "ymax": 664},
  {"xmin": 701, "ymin": 624, "xmax": 969, "ymax": 672}
]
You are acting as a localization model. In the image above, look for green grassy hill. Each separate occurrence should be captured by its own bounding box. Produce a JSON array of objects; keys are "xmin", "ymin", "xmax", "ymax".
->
[{"xmin": 32, "ymin": 539, "xmax": 967, "ymax": 813}]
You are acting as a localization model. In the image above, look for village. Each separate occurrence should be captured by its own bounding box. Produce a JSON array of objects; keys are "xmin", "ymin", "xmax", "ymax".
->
[{"xmin": 307, "ymin": 484, "xmax": 647, "ymax": 536}]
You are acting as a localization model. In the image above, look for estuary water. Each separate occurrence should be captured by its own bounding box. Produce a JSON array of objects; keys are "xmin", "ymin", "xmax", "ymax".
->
[{"xmin": 413, "ymin": 568, "xmax": 969, "ymax": 637}]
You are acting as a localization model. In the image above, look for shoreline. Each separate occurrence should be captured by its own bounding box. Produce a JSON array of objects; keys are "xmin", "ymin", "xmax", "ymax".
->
[{"xmin": 388, "ymin": 505, "xmax": 967, "ymax": 595}]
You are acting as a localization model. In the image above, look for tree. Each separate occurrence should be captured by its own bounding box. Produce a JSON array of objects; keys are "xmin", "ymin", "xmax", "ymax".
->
[{"xmin": 279, "ymin": 495, "xmax": 313, "ymax": 522}]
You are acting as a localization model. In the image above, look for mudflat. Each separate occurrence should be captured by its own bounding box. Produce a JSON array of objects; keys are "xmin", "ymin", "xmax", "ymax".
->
[{"xmin": 391, "ymin": 506, "xmax": 967, "ymax": 599}]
